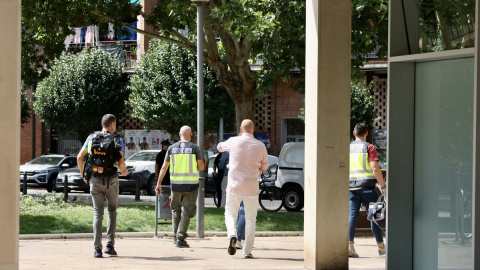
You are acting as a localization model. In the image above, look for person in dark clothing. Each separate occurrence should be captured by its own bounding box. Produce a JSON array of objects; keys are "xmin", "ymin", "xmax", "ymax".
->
[
  {"xmin": 155, "ymin": 139, "xmax": 171, "ymax": 186},
  {"xmin": 212, "ymin": 152, "xmax": 224, "ymax": 208}
]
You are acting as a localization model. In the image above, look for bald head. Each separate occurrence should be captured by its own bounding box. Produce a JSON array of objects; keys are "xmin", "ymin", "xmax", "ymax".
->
[
  {"xmin": 240, "ymin": 119, "xmax": 254, "ymax": 134},
  {"xmin": 179, "ymin": 126, "xmax": 192, "ymax": 141}
]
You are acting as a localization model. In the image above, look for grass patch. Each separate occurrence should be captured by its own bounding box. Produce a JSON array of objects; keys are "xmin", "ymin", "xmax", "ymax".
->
[{"xmin": 20, "ymin": 194, "xmax": 304, "ymax": 234}]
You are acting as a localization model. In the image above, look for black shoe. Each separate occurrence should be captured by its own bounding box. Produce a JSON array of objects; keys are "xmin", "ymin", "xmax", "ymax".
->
[
  {"xmin": 228, "ymin": 236, "xmax": 237, "ymax": 255},
  {"xmin": 104, "ymin": 244, "xmax": 117, "ymax": 256},
  {"xmin": 176, "ymin": 239, "xmax": 189, "ymax": 248},
  {"xmin": 94, "ymin": 248, "xmax": 103, "ymax": 258}
]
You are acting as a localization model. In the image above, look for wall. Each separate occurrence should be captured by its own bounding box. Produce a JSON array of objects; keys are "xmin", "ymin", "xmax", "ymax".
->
[{"xmin": 268, "ymin": 77, "xmax": 305, "ymax": 156}]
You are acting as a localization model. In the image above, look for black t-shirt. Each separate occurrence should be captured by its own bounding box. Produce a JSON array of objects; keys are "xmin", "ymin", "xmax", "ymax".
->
[{"xmin": 155, "ymin": 150, "xmax": 170, "ymax": 186}]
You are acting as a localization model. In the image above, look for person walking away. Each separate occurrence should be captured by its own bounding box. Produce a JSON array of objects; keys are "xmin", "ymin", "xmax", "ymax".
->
[
  {"xmin": 212, "ymin": 152, "xmax": 224, "ymax": 208},
  {"xmin": 217, "ymin": 119, "xmax": 268, "ymax": 258},
  {"xmin": 236, "ymin": 202, "xmax": 246, "ymax": 249},
  {"xmin": 77, "ymin": 114, "xmax": 129, "ymax": 258},
  {"xmin": 155, "ymin": 139, "xmax": 172, "ymax": 187},
  {"xmin": 155, "ymin": 126, "xmax": 204, "ymax": 248},
  {"xmin": 349, "ymin": 122, "xmax": 386, "ymax": 257},
  {"xmin": 217, "ymin": 151, "xmax": 230, "ymax": 207}
]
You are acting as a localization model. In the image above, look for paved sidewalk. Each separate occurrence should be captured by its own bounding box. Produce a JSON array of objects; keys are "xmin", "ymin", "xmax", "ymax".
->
[{"xmin": 19, "ymin": 234, "xmax": 385, "ymax": 270}]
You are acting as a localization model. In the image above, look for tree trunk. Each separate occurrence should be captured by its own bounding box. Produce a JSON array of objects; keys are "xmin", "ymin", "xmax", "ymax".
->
[
  {"xmin": 221, "ymin": 78, "xmax": 257, "ymax": 134},
  {"xmin": 233, "ymin": 99, "xmax": 254, "ymax": 134}
]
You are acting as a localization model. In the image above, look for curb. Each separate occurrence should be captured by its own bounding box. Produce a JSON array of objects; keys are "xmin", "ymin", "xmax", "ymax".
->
[{"xmin": 19, "ymin": 231, "xmax": 305, "ymax": 240}]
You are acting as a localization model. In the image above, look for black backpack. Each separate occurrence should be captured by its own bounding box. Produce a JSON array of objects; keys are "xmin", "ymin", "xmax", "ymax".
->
[{"xmin": 84, "ymin": 131, "xmax": 122, "ymax": 181}]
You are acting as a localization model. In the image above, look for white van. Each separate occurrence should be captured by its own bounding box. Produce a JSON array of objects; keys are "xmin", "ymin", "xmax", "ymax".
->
[{"xmin": 275, "ymin": 142, "xmax": 304, "ymax": 211}]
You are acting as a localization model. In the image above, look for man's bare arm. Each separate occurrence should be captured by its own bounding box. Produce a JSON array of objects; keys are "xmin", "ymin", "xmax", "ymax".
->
[{"xmin": 155, "ymin": 161, "xmax": 169, "ymax": 195}]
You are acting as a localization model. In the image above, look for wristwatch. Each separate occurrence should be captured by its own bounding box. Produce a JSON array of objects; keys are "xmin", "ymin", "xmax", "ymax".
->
[{"xmin": 380, "ymin": 186, "xmax": 386, "ymax": 190}]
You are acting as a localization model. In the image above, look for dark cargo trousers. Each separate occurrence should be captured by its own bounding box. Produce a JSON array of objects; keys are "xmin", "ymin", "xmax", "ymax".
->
[
  {"xmin": 90, "ymin": 175, "xmax": 119, "ymax": 250},
  {"xmin": 170, "ymin": 189, "xmax": 198, "ymax": 240}
]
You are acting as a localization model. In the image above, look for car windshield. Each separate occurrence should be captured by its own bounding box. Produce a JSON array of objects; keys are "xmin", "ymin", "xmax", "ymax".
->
[
  {"xmin": 28, "ymin": 156, "xmax": 63, "ymax": 165},
  {"xmin": 128, "ymin": 151, "xmax": 158, "ymax": 161}
]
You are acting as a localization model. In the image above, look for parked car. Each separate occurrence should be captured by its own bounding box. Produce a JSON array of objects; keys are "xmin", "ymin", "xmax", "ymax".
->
[
  {"xmin": 275, "ymin": 142, "xmax": 305, "ymax": 212},
  {"xmin": 120, "ymin": 150, "xmax": 160, "ymax": 195},
  {"xmin": 264, "ymin": 155, "xmax": 279, "ymax": 182},
  {"xmin": 56, "ymin": 166, "xmax": 89, "ymax": 193},
  {"xmin": 19, "ymin": 154, "xmax": 78, "ymax": 192}
]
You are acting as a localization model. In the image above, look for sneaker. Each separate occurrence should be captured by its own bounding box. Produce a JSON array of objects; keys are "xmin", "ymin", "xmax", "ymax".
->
[
  {"xmin": 94, "ymin": 248, "xmax": 103, "ymax": 258},
  {"xmin": 104, "ymin": 244, "xmax": 117, "ymax": 256},
  {"xmin": 348, "ymin": 247, "xmax": 359, "ymax": 258},
  {"xmin": 176, "ymin": 239, "xmax": 190, "ymax": 248},
  {"xmin": 173, "ymin": 238, "xmax": 177, "ymax": 245},
  {"xmin": 228, "ymin": 236, "xmax": 237, "ymax": 255},
  {"xmin": 244, "ymin": 254, "xmax": 254, "ymax": 259},
  {"xmin": 236, "ymin": 240, "xmax": 243, "ymax": 249},
  {"xmin": 378, "ymin": 245, "xmax": 386, "ymax": 255}
]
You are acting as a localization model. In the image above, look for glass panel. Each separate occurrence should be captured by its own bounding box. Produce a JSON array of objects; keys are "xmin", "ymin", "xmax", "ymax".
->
[
  {"xmin": 286, "ymin": 118, "xmax": 305, "ymax": 136},
  {"xmin": 418, "ymin": 0, "xmax": 475, "ymax": 53},
  {"xmin": 414, "ymin": 58, "xmax": 473, "ymax": 269}
]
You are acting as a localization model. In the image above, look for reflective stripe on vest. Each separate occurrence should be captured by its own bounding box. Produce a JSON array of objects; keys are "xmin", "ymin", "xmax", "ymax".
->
[
  {"xmin": 349, "ymin": 141, "xmax": 375, "ymax": 183},
  {"xmin": 169, "ymin": 147, "xmax": 199, "ymax": 185}
]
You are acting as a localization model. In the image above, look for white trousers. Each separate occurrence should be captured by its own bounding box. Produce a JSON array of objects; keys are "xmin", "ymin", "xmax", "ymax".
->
[
  {"xmin": 224, "ymin": 192, "xmax": 258, "ymax": 256},
  {"xmin": 221, "ymin": 175, "xmax": 228, "ymax": 207}
]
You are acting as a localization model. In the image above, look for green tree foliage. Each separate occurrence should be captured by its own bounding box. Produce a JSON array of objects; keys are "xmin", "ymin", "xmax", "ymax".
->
[
  {"xmin": 22, "ymin": 0, "xmax": 306, "ymax": 131},
  {"xmin": 33, "ymin": 48, "xmax": 127, "ymax": 141},
  {"xmin": 418, "ymin": 0, "xmax": 475, "ymax": 52},
  {"xmin": 351, "ymin": 0, "xmax": 389, "ymax": 80},
  {"xmin": 298, "ymin": 82, "xmax": 377, "ymax": 136},
  {"xmin": 350, "ymin": 82, "xmax": 377, "ymax": 135},
  {"xmin": 23, "ymin": 0, "xmax": 390, "ymax": 130},
  {"xmin": 21, "ymin": 82, "xmax": 32, "ymax": 127},
  {"xmin": 128, "ymin": 40, "xmax": 235, "ymax": 134}
]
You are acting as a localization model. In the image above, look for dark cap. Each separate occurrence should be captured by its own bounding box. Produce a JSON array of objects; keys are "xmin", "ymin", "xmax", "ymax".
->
[{"xmin": 161, "ymin": 139, "xmax": 171, "ymax": 146}]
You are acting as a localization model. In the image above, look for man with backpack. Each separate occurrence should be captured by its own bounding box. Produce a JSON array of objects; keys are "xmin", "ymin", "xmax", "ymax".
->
[
  {"xmin": 77, "ymin": 114, "xmax": 128, "ymax": 258},
  {"xmin": 155, "ymin": 125, "xmax": 204, "ymax": 248}
]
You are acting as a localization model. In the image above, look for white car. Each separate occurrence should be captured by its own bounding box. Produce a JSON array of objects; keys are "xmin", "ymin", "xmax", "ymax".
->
[
  {"xmin": 122, "ymin": 150, "xmax": 160, "ymax": 195},
  {"xmin": 275, "ymin": 142, "xmax": 305, "ymax": 212}
]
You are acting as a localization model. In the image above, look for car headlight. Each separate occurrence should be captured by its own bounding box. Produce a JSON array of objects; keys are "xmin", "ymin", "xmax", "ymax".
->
[
  {"xmin": 133, "ymin": 165, "xmax": 148, "ymax": 172},
  {"xmin": 34, "ymin": 170, "xmax": 49, "ymax": 174}
]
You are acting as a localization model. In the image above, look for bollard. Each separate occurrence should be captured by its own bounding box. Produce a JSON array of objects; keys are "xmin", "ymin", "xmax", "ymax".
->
[
  {"xmin": 135, "ymin": 176, "xmax": 141, "ymax": 201},
  {"xmin": 154, "ymin": 194, "xmax": 159, "ymax": 239},
  {"xmin": 22, "ymin": 173, "xmax": 27, "ymax": 195},
  {"xmin": 196, "ymin": 176, "xmax": 205, "ymax": 238},
  {"xmin": 63, "ymin": 175, "xmax": 69, "ymax": 202}
]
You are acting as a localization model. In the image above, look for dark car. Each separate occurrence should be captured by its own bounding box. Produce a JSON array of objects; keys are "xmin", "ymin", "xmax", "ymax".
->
[
  {"xmin": 56, "ymin": 166, "xmax": 90, "ymax": 193},
  {"xmin": 56, "ymin": 166, "xmax": 152, "ymax": 195},
  {"xmin": 19, "ymin": 154, "xmax": 78, "ymax": 192}
]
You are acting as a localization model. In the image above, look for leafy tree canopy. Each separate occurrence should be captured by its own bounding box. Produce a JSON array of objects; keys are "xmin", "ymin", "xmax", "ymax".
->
[
  {"xmin": 350, "ymin": 82, "xmax": 377, "ymax": 135},
  {"xmin": 21, "ymin": 82, "xmax": 32, "ymax": 127},
  {"xmin": 33, "ymin": 48, "xmax": 128, "ymax": 141},
  {"xmin": 128, "ymin": 40, "xmax": 235, "ymax": 134},
  {"xmin": 23, "ymin": 0, "xmax": 390, "ymax": 130},
  {"xmin": 298, "ymin": 82, "xmax": 377, "ymax": 137}
]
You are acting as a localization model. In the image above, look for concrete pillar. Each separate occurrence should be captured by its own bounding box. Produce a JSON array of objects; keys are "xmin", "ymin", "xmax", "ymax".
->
[
  {"xmin": 304, "ymin": 1, "xmax": 351, "ymax": 269},
  {"xmin": 0, "ymin": 0, "xmax": 21, "ymax": 269}
]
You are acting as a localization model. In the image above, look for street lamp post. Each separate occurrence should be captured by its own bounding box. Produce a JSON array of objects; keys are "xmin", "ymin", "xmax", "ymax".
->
[{"xmin": 192, "ymin": 0, "xmax": 209, "ymax": 239}]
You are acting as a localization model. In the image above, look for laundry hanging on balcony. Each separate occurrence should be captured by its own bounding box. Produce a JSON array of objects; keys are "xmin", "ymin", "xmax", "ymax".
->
[{"xmin": 118, "ymin": 23, "xmax": 137, "ymax": 40}]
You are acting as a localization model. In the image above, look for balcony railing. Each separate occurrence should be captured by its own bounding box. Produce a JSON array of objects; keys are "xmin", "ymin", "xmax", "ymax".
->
[{"xmin": 66, "ymin": 40, "xmax": 138, "ymax": 68}]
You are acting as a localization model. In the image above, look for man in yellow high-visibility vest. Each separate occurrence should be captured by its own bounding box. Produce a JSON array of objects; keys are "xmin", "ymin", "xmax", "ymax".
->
[
  {"xmin": 155, "ymin": 126, "xmax": 204, "ymax": 248},
  {"xmin": 349, "ymin": 123, "xmax": 386, "ymax": 258}
]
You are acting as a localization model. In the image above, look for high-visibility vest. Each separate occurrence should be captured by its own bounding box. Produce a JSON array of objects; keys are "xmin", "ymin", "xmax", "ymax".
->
[
  {"xmin": 349, "ymin": 140, "xmax": 376, "ymax": 189},
  {"xmin": 169, "ymin": 141, "xmax": 199, "ymax": 192}
]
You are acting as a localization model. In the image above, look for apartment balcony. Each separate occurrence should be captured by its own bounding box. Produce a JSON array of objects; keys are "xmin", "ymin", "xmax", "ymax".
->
[{"xmin": 65, "ymin": 24, "xmax": 139, "ymax": 71}]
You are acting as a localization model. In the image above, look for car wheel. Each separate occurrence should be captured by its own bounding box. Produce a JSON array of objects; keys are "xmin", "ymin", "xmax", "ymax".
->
[
  {"xmin": 146, "ymin": 174, "xmax": 157, "ymax": 196},
  {"xmin": 46, "ymin": 176, "xmax": 57, "ymax": 193},
  {"xmin": 283, "ymin": 186, "xmax": 304, "ymax": 212},
  {"xmin": 213, "ymin": 192, "xmax": 219, "ymax": 208}
]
